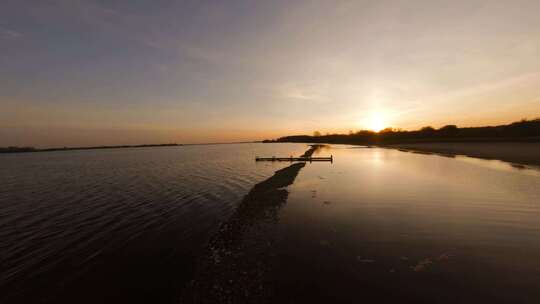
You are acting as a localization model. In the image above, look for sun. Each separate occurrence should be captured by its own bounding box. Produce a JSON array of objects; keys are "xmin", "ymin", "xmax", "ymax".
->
[{"xmin": 368, "ymin": 112, "xmax": 386, "ymax": 132}]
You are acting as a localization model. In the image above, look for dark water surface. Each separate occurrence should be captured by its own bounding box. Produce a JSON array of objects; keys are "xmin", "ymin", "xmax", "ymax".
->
[
  {"xmin": 3, "ymin": 143, "xmax": 540, "ymax": 303},
  {"xmin": 0, "ymin": 143, "xmax": 307, "ymax": 303},
  {"xmin": 273, "ymin": 146, "xmax": 540, "ymax": 303}
]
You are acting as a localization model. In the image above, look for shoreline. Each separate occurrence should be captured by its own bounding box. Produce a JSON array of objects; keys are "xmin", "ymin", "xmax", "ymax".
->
[
  {"xmin": 380, "ymin": 142, "xmax": 540, "ymax": 167},
  {"xmin": 0, "ymin": 143, "xmax": 182, "ymax": 154},
  {"xmin": 267, "ymin": 141, "xmax": 540, "ymax": 167},
  {"xmin": 0, "ymin": 141, "xmax": 263, "ymax": 154}
]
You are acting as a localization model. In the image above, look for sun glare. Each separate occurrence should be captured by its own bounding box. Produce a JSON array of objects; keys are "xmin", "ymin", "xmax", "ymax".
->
[{"xmin": 368, "ymin": 112, "xmax": 386, "ymax": 132}]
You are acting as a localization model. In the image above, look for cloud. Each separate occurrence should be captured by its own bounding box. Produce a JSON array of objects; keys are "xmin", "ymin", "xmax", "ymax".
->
[
  {"xmin": 428, "ymin": 72, "xmax": 540, "ymax": 103},
  {"xmin": 42, "ymin": 0, "xmax": 230, "ymax": 67},
  {"xmin": 0, "ymin": 27, "xmax": 22, "ymax": 39},
  {"xmin": 284, "ymin": 89, "xmax": 322, "ymax": 101},
  {"xmin": 278, "ymin": 82, "xmax": 330, "ymax": 102}
]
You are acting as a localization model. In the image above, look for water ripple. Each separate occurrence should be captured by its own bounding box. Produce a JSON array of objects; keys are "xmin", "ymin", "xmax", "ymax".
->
[{"xmin": 0, "ymin": 143, "xmax": 308, "ymax": 303}]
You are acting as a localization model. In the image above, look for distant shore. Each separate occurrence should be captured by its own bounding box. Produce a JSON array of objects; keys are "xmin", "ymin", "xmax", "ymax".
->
[
  {"xmin": 0, "ymin": 143, "xmax": 182, "ymax": 154},
  {"xmin": 266, "ymin": 119, "xmax": 540, "ymax": 167},
  {"xmin": 0, "ymin": 141, "xmax": 263, "ymax": 154},
  {"xmin": 383, "ymin": 142, "xmax": 540, "ymax": 167}
]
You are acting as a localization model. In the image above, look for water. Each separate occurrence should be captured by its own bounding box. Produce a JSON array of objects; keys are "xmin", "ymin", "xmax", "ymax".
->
[
  {"xmin": 273, "ymin": 145, "xmax": 540, "ymax": 303},
  {"xmin": 0, "ymin": 143, "xmax": 307, "ymax": 303},
  {"xmin": 2, "ymin": 143, "xmax": 540, "ymax": 303}
]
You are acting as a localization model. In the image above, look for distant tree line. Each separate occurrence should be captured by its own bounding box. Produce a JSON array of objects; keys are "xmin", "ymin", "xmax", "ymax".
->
[
  {"xmin": 0, "ymin": 143, "xmax": 182, "ymax": 154},
  {"xmin": 0, "ymin": 146, "xmax": 37, "ymax": 153},
  {"xmin": 264, "ymin": 118, "xmax": 540, "ymax": 145}
]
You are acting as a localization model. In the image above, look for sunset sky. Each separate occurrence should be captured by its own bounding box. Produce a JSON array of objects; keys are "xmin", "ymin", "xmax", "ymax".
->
[{"xmin": 2, "ymin": 0, "xmax": 540, "ymax": 147}]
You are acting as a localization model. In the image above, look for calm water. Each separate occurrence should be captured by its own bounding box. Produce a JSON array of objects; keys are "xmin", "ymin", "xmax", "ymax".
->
[
  {"xmin": 0, "ymin": 143, "xmax": 307, "ymax": 303},
  {"xmin": 2, "ymin": 144, "xmax": 540, "ymax": 303},
  {"xmin": 274, "ymin": 146, "xmax": 540, "ymax": 303}
]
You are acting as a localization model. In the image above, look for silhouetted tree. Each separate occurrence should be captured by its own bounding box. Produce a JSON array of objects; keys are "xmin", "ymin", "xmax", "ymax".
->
[
  {"xmin": 419, "ymin": 126, "xmax": 435, "ymax": 137},
  {"xmin": 439, "ymin": 125, "xmax": 459, "ymax": 136},
  {"xmin": 380, "ymin": 127, "xmax": 395, "ymax": 134},
  {"xmin": 420, "ymin": 126, "xmax": 435, "ymax": 132},
  {"xmin": 269, "ymin": 119, "xmax": 540, "ymax": 144},
  {"xmin": 439, "ymin": 125, "xmax": 458, "ymax": 131}
]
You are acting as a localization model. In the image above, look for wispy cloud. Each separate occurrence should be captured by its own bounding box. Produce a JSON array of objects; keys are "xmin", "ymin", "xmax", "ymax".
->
[
  {"xmin": 284, "ymin": 89, "xmax": 323, "ymax": 101},
  {"xmin": 278, "ymin": 82, "xmax": 330, "ymax": 102},
  {"xmin": 0, "ymin": 27, "xmax": 22, "ymax": 39},
  {"xmin": 429, "ymin": 72, "xmax": 540, "ymax": 103},
  {"xmin": 43, "ymin": 0, "xmax": 229, "ymax": 67}
]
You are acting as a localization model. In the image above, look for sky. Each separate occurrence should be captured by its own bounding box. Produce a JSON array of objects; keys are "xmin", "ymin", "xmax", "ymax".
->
[{"xmin": 1, "ymin": 0, "xmax": 540, "ymax": 147}]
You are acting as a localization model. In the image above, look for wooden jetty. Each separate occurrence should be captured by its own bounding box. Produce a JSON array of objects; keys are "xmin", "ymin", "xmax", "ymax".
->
[{"xmin": 255, "ymin": 156, "xmax": 333, "ymax": 162}]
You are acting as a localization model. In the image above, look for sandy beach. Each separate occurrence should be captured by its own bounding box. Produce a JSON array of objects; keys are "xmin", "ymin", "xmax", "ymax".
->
[{"xmin": 384, "ymin": 142, "xmax": 540, "ymax": 167}]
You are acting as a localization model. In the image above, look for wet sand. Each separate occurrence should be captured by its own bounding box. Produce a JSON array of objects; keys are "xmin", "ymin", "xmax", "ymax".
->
[
  {"xmin": 180, "ymin": 145, "xmax": 321, "ymax": 303},
  {"xmin": 384, "ymin": 142, "xmax": 540, "ymax": 167}
]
